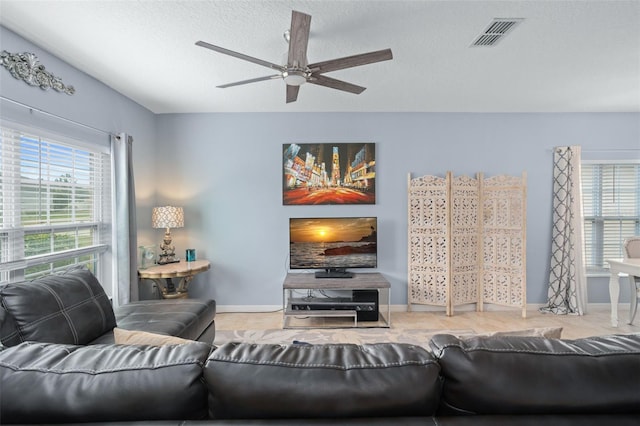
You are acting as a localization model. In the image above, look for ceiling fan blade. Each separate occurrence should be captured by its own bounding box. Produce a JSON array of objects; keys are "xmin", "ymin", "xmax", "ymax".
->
[
  {"xmin": 288, "ymin": 11, "xmax": 311, "ymax": 68},
  {"xmin": 196, "ymin": 41, "xmax": 285, "ymax": 72},
  {"xmin": 308, "ymin": 48, "xmax": 393, "ymax": 74},
  {"xmin": 286, "ymin": 85, "xmax": 300, "ymax": 103},
  {"xmin": 217, "ymin": 74, "xmax": 282, "ymax": 88},
  {"xmin": 307, "ymin": 74, "xmax": 366, "ymax": 94}
]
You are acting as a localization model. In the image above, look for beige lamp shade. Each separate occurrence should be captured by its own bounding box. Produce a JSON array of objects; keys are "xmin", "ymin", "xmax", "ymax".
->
[{"xmin": 152, "ymin": 206, "xmax": 184, "ymax": 229}]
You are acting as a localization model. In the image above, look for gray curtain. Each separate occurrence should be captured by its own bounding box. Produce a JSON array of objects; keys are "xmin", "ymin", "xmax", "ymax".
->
[
  {"xmin": 111, "ymin": 133, "xmax": 138, "ymax": 306},
  {"xmin": 540, "ymin": 146, "xmax": 588, "ymax": 315}
]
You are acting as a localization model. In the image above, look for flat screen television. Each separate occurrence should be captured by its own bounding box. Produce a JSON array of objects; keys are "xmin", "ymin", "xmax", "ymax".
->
[{"xmin": 289, "ymin": 217, "xmax": 377, "ymax": 278}]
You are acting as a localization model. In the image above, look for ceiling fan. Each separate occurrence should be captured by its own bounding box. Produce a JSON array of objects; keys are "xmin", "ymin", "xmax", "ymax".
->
[{"xmin": 195, "ymin": 10, "xmax": 393, "ymax": 103}]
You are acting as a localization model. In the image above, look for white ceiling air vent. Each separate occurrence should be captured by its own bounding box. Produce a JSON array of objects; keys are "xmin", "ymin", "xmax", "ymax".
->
[{"xmin": 471, "ymin": 18, "xmax": 524, "ymax": 47}]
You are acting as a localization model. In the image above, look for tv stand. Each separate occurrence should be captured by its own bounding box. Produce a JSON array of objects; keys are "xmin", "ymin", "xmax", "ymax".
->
[
  {"xmin": 283, "ymin": 272, "xmax": 390, "ymax": 329},
  {"xmin": 315, "ymin": 268, "xmax": 353, "ymax": 279}
]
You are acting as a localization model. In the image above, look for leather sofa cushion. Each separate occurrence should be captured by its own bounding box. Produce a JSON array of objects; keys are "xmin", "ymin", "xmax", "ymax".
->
[
  {"xmin": 0, "ymin": 266, "xmax": 116, "ymax": 346},
  {"xmin": 430, "ymin": 333, "xmax": 640, "ymax": 416},
  {"xmin": 0, "ymin": 340, "xmax": 212, "ymax": 423},
  {"xmin": 91, "ymin": 299, "xmax": 216, "ymax": 344},
  {"xmin": 205, "ymin": 342, "xmax": 441, "ymax": 419}
]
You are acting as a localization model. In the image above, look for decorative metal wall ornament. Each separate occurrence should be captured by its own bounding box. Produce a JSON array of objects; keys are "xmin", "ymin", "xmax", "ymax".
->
[{"xmin": 1, "ymin": 50, "xmax": 75, "ymax": 95}]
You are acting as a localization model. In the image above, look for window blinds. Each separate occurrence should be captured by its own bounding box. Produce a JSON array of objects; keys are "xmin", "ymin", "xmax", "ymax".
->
[
  {"xmin": 582, "ymin": 163, "xmax": 640, "ymax": 272},
  {"xmin": 0, "ymin": 126, "xmax": 111, "ymax": 283}
]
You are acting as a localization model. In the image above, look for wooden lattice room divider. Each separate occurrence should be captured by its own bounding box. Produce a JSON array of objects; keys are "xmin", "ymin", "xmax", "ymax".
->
[{"xmin": 408, "ymin": 172, "xmax": 527, "ymax": 317}]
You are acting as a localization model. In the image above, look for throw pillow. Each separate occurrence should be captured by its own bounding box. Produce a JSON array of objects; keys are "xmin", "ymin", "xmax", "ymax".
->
[
  {"xmin": 113, "ymin": 327, "xmax": 192, "ymax": 346},
  {"xmin": 0, "ymin": 265, "xmax": 116, "ymax": 346}
]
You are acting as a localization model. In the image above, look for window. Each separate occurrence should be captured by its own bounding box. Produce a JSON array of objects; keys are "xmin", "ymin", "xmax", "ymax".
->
[
  {"xmin": 0, "ymin": 125, "xmax": 111, "ymax": 284},
  {"xmin": 582, "ymin": 161, "xmax": 640, "ymax": 273}
]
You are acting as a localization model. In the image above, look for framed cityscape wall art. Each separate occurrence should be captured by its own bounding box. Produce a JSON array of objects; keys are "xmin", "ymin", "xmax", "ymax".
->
[{"xmin": 283, "ymin": 142, "xmax": 376, "ymax": 205}]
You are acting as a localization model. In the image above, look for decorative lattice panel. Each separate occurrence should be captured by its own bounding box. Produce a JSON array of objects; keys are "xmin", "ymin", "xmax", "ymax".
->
[
  {"xmin": 481, "ymin": 173, "xmax": 527, "ymax": 317},
  {"xmin": 408, "ymin": 172, "xmax": 526, "ymax": 317},
  {"xmin": 450, "ymin": 174, "xmax": 480, "ymax": 313},
  {"xmin": 408, "ymin": 174, "xmax": 449, "ymax": 309}
]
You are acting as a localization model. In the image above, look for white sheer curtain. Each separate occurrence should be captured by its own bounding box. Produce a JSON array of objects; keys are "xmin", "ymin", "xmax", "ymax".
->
[
  {"xmin": 111, "ymin": 133, "xmax": 138, "ymax": 307},
  {"xmin": 541, "ymin": 145, "xmax": 588, "ymax": 315}
]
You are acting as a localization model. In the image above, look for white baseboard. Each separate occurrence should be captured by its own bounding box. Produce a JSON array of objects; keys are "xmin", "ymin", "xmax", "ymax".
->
[{"xmin": 217, "ymin": 305, "xmax": 283, "ymax": 313}]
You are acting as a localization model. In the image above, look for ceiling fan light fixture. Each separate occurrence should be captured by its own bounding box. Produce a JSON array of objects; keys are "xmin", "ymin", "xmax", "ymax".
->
[{"xmin": 283, "ymin": 70, "xmax": 307, "ymax": 86}]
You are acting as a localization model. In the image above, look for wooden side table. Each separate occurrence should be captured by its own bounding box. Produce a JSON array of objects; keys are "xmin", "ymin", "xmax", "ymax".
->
[{"xmin": 138, "ymin": 259, "xmax": 210, "ymax": 299}]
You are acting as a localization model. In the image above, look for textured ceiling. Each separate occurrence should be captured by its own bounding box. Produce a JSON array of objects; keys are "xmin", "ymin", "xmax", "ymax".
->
[{"xmin": 1, "ymin": 0, "xmax": 639, "ymax": 113}]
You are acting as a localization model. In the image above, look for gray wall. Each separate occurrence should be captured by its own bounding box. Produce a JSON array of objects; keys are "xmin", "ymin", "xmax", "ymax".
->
[
  {"xmin": 156, "ymin": 113, "xmax": 640, "ymax": 307},
  {"xmin": 3, "ymin": 25, "xmax": 639, "ymax": 308}
]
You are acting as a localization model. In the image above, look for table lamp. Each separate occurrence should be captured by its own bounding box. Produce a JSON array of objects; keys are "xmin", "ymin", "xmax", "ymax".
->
[{"xmin": 152, "ymin": 206, "xmax": 184, "ymax": 264}]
